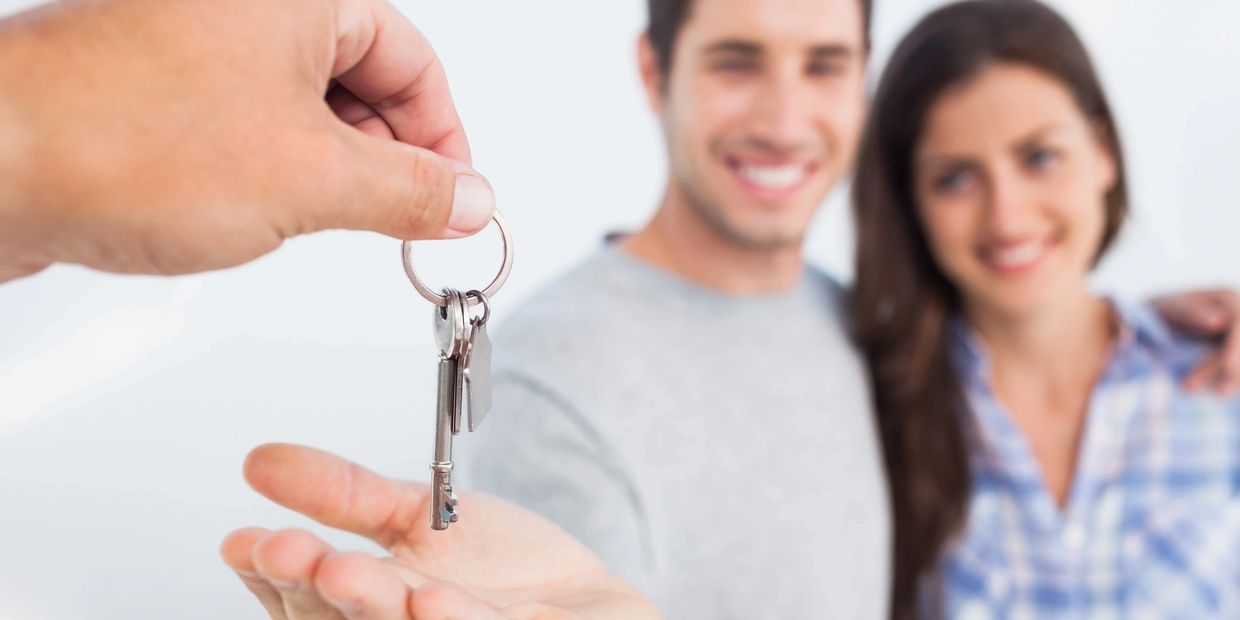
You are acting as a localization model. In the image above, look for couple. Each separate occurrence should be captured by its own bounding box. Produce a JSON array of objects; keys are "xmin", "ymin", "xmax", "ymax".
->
[{"xmin": 222, "ymin": 0, "xmax": 1240, "ymax": 618}]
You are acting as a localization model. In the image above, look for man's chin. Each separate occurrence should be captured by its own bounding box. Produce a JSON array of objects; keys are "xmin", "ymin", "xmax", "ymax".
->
[
  {"xmin": 725, "ymin": 214, "xmax": 810, "ymax": 250},
  {"xmin": 720, "ymin": 226, "xmax": 804, "ymax": 252},
  {"xmin": 682, "ymin": 191, "xmax": 808, "ymax": 252}
]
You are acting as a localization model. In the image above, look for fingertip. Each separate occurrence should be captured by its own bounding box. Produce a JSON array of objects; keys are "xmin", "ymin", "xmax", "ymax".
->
[
  {"xmin": 243, "ymin": 443, "xmax": 323, "ymax": 497},
  {"xmin": 252, "ymin": 528, "xmax": 334, "ymax": 589},
  {"xmin": 220, "ymin": 527, "xmax": 271, "ymax": 575},
  {"xmin": 243, "ymin": 443, "xmax": 291, "ymax": 477},
  {"xmin": 445, "ymin": 170, "xmax": 495, "ymax": 236},
  {"xmin": 442, "ymin": 158, "xmax": 494, "ymax": 236},
  {"xmin": 242, "ymin": 444, "xmax": 280, "ymax": 494},
  {"xmin": 253, "ymin": 527, "xmax": 321, "ymax": 556},
  {"xmin": 222, "ymin": 530, "xmax": 290, "ymax": 619}
]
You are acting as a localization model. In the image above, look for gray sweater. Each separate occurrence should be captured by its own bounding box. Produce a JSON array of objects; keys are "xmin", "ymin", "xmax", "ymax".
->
[{"xmin": 458, "ymin": 244, "xmax": 890, "ymax": 619}]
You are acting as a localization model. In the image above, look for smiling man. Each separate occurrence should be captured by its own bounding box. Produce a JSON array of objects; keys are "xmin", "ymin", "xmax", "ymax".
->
[{"xmin": 458, "ymin": 1, "xmax": 888, "ymax": 618}]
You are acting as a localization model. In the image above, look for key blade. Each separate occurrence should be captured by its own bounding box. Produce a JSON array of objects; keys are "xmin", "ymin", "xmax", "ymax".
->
[
  {"xmin": 464, "ymin": 323, "xmax": 492, "ymax": 431},
  {"xmin": 429, "ymin": 464, "xmax": 454, "ymax": 530}
]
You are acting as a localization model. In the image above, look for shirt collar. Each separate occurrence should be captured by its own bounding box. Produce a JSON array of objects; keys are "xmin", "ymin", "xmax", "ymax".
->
[
  {"xmin": 950, "ymin": 297, "xmax": 1174, "ymax": 385},
  {"xmin": 949, "ymin": 297, "xmax": 1173, "ymax": 466}
]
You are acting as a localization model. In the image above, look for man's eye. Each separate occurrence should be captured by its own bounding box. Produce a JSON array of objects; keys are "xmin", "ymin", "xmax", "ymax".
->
[
  {"xmin": 713, "ymin": 59, "xmax": 757, "ymax": 74},
  {"xmin": 807, "ymin": 61, "xmax": 844, "ymax": 77}
]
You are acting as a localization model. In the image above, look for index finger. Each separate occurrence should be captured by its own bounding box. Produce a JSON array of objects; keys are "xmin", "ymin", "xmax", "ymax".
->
[
  {"xmin": 331, "ymin": 0, "xmax": 471, "ymax": 164},
  {"xmin": 243, "ymin": 443, "xmax": 431, "ymax": 549}
]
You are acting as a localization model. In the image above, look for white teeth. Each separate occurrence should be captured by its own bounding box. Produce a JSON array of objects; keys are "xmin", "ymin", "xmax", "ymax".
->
[
  {"xmin": 988, "ymin": 242, "xmax": 1045, "ymax": 269},
  {"xmin": 739, "ymin": 164, "xmax": 806, "ymax": 190}
]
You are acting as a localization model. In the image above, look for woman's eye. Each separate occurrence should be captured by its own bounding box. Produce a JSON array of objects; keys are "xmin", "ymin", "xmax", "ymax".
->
[
  {"xmin": 934, "ymin": 170, "xmax": 974, "ymax": 194},
  {"xmin": 1026, "ymin": 147, "xmax": 1061, "ymax": 170}
]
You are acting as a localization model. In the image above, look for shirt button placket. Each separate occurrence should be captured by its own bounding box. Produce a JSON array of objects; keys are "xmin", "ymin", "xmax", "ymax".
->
[{"xmin": 1061, "ymin": 522, "xmax": 1088, "ymax": 553}]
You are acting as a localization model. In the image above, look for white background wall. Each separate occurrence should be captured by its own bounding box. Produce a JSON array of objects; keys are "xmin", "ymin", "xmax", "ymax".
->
[{"xmin": 0, "ymin": 1, "xmax": 1237, "ymax": 618}]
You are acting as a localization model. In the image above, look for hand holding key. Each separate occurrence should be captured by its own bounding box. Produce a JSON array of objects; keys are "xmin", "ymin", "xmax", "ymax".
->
[
  {"xmin": 220, "ymin": 443, "xmax": 660, "ymax": 620},
  {"xmin": 0, "ymin": 0, "xmax": 493, "ymax": 282}
]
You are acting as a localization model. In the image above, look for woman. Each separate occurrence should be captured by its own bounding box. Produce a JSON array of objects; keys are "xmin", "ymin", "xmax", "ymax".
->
[{"xmin": 851, "ymin": 0, "xmax": 1240, "ymax": 617}]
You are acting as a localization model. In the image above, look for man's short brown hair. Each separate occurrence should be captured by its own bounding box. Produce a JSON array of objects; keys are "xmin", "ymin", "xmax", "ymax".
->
[{"xmin": 646, "ymin": 0, "xmax": 874, "ymax": 75}]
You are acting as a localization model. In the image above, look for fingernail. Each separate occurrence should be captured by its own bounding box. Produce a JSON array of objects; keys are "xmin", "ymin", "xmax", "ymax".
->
[
  {"xmin": 447, "ymin": 168, "xmax": 494, "ymax": 235},
  {"xmin": 234, "ymin": 569, "xmax": 260, "ymax": 580}
]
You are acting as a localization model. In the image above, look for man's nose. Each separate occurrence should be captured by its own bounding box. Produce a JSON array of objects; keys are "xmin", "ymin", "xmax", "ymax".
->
[{"xmin": 749, "ymin": 72, "xmax": 817, "ymax": 152}]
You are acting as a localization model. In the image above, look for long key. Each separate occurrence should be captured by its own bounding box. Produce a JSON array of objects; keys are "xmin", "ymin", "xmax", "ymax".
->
[{"xmin": 430, "ymin": 289, "xmax": 470, "ymax": 530}]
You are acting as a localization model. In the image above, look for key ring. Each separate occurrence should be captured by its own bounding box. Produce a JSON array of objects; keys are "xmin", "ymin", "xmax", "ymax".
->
[
  {"xmin": 465, "ymin": 290, "xmax": 491, "ymax": 325},
  {"xmin": 402, "ymin": 210, "xmax": 513, "ymax": 307}
]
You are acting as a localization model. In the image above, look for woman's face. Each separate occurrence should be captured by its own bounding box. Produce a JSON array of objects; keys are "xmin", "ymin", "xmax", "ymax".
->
[{"xmin": 913, "ymin": 62, "xmax": 1117, "ymax": 320}]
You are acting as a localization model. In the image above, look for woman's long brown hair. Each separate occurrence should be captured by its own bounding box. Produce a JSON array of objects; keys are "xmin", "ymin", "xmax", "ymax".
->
[{"xmin": 850, "ymin": 1, "xmax": 1129, "ymax": 617}]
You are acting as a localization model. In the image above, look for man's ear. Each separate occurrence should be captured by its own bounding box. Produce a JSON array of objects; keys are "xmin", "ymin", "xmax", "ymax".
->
[{"xmin": 637, "ymin": 32, "xmax": 666, "ymax": 116}]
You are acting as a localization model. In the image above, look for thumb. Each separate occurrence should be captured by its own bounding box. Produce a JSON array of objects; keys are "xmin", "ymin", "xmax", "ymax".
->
[
  {"xmin": 311, "ymin": 129, "xmax": 495, "ymax": 240},
  {"xmin": 243, "ymin": 443, "xmax": 432, "ymax": 548}
]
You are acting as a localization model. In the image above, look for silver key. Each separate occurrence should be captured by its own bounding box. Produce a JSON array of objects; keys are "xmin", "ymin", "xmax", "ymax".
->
[
  {"xmin": 462, "ymin": 290, "xmax": 493, "ymax": 432},
  {"xmin": 430, "ymin": 289, "xmax": 469, "ymax": 530}
]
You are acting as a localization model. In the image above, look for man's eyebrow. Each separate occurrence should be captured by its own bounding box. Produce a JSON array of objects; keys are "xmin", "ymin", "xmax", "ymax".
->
[
  {"xmin": 700, "ymin": 40, "xmax": 859, "ymax": 59},
  {"xmin": 700, "ymin": 40, "xmax": 762, "ymax": 56},
  {"xmin": 808, "ymin": 44, "xmax": 858, "ymax": 59}
]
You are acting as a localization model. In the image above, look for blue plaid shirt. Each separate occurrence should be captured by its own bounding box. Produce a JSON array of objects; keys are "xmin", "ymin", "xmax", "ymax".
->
[{"xmin": 938, "ymin": 300, "xmax": 1240, "ymax": 619}]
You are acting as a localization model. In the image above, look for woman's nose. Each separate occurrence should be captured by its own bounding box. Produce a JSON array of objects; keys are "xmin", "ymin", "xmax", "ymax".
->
[{"xmin": 983, "ymin": 168, "xmax": 1039, "ymax": 235}]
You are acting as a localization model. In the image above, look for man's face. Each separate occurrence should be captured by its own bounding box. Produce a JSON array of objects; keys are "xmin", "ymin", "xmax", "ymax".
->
[{"xmin": 650, "ymin": 0, "xmax": 867, "ymax": 250}]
